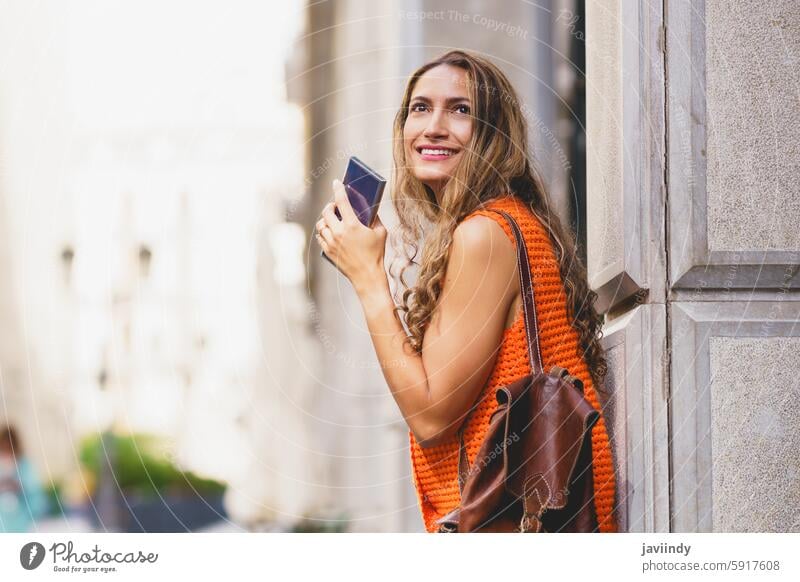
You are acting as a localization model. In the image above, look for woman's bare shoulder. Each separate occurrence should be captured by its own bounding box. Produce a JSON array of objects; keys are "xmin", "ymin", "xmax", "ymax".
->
[{"xmin": 450, "ymin": 215, "xmax": 516, "ymax": 283}]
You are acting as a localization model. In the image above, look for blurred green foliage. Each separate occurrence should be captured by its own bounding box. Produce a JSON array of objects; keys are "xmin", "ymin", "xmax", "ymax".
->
[
  {"xmin": 79, "ymin": 432, "xmax": 225, "ymax": 499},
  {"xmin": 290, "ymin": 511, "xmax": 350, "ymax": 533}
]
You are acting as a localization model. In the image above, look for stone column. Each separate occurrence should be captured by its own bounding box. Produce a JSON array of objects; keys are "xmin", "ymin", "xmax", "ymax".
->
[
  {"xmin": 586, "ymin": 0, "xmax": 670, "ymax": 532},
  {"xmin": 665, "ymin": 0, "xmax": 800, "ymax": 533},
  {"xmin": 587, "ymin": 0, "xmax": 800, "ymax": 532}
]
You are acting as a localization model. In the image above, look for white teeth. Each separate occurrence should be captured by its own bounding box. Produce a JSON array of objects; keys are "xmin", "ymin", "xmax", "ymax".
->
[{"xmin": 421, "ymin": 148, "xmax": 454, "ymax": 156}]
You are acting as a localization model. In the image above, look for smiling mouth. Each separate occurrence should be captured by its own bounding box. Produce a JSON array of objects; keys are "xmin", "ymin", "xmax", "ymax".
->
[{"xmin": 416, "ymin": 146, "xmax": 459, "ymax": 159}]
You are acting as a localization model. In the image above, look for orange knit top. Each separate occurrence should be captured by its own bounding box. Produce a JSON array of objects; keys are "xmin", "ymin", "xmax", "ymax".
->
[{"xmin": 409, "ymin": 194, "xmax": 618, "ymax": 533}]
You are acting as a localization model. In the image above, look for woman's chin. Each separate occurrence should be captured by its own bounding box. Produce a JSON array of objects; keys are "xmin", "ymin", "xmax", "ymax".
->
[{"xmin": 414, "ymin": 172, "xmax": 450, "ymax": 190}]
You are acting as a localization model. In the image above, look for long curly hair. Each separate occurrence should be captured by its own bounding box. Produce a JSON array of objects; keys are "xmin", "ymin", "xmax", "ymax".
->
[{"xmin": 388, "ymin": 49, "xmax": 609, "ymax": 391}]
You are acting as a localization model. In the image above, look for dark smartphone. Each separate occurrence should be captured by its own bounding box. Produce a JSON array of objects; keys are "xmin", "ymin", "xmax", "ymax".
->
[{"xmin": 320, "ymin": 156, "xmax": 386, "ymax": 266}]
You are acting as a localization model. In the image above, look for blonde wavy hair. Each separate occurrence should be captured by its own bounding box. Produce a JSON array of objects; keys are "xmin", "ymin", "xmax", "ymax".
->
[{"xmin": 389, "ymin": 49, "xmax": 609, "ymax": 390}]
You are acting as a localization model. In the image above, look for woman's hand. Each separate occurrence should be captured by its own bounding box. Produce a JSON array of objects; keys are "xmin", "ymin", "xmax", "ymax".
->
[{"xmin": 316, "ymin": 179, "xmax": 388, "ymax": 291}]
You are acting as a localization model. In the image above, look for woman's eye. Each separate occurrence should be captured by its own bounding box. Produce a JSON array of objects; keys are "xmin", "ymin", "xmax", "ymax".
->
[
  {"xmin": 410, "ymin": 103, "xmax": 427, "ymax": 113},
  {"xmin": 454, "ymin": 104, "xmax": 470, "ymax": 115}
]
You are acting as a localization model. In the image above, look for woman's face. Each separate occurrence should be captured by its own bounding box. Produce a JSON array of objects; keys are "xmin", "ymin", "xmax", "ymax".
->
[{"xmin": 403, "ymin": 64, "xmax": 473, "ymax": 200}]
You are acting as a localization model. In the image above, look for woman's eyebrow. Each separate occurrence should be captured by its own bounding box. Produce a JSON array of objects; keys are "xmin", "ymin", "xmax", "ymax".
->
[{"xmin": 409, "ymin": 95, "xmax": 470, "ymax": 104}]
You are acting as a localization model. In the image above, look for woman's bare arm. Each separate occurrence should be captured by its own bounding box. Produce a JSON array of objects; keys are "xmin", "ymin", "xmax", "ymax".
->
[{"xmin": 354, "ymin": 215, "xmax": 518, "ymax": 448}]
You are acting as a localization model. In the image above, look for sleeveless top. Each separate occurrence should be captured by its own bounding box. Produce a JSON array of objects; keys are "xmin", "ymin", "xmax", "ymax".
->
[{"xmin": 408, "ymin": 194, "xmax": 618, "ymax": 533}]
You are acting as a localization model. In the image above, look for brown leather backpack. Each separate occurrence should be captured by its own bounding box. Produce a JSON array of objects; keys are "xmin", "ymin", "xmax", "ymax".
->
[{"xmin": 435, "ymin": 209, "xmax": 602, "ymax": 533}]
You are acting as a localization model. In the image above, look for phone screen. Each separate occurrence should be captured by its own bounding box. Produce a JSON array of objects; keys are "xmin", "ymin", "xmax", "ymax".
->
[
  {"xmin": 321, "ymin": 157, "xmax": 386, "ymax": 265},
  {"xmin": 335, "ymin": 157, "xmax": 385, "ymax": 227}
]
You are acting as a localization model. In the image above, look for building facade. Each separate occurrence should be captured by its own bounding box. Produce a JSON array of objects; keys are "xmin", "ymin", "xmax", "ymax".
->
[{"xmin": 587, "ymin": 0, "xmax": 799, "ymax": 532}]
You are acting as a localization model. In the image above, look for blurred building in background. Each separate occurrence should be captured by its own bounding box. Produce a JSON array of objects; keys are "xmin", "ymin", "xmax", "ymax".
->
[{"xmin": 0, "ymin": 0, "xmax": 319, "ymax": 531}]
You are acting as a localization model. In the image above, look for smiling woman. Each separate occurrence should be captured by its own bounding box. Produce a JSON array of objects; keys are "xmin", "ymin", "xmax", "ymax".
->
[
  {"xmin": 403, "ymin": 68, "xmax": 473, "ymax": 198},
  {"xmin": 315, "ymin": 49, "xmax": 617, "ymax": 533}
]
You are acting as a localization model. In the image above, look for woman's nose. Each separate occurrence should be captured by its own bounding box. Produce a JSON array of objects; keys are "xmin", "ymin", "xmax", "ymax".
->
[{"xmin": 424, "ymin": 107, "xmax": 448, "ymax": 138}]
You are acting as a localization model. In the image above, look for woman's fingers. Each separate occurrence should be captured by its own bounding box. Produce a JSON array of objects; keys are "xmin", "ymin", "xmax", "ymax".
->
[
  {"xmin": 315, "ymin": 230, "xmax": 330, "ymax": 252},
  {"xmin": 316, "ymin": 217, "xmax": 335, "ymax": 246},
  {"xmin": 320, "ymin": 202, "xmax": 343, "ymax": 237},
  {"xmin": 332, "ymin": 179, "xmax": 358, "ymax": 223}
]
